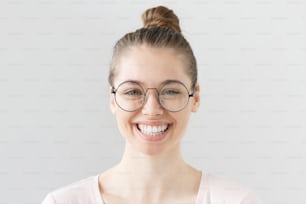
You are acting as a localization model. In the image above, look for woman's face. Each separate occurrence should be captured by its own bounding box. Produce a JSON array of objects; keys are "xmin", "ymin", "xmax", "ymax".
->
[{"xmin": 110, "ymin": 45, "xmax": 200, "ymax": 156}]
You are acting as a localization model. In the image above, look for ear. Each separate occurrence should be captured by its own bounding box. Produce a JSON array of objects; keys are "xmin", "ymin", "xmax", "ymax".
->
[
  {"xmin": 109, "ymin": 86, "xmax": 117, "ymax": 114},
  {"xmin": 191, "ymin": 83, "xmax": 200, "ymax": 112}
]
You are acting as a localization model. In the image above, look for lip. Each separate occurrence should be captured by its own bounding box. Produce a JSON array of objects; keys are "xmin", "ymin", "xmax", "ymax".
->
[{"xmin": 134, "ymin": 122, "xmax": 171, "ymax": 142}]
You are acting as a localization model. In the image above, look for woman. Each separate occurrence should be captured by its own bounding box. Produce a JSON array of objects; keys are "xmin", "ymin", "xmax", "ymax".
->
[{"xmin": 42, "ymin": 5, "xmax": 263, "ymax": 204}]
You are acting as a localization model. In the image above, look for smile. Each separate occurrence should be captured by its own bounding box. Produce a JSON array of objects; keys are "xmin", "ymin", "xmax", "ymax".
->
[{"xmin": 137, "ymin": 124, "xmax": 168, "ymax": 136}]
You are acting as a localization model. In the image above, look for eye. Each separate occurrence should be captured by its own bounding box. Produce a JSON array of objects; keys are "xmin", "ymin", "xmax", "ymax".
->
[
  {"xmin": 124, "ymin": 89, "xmax": 143, "ymax": 96},
  {"xmin": 161, "ymin": 89, "xmax": 180, "ymax": 95}
]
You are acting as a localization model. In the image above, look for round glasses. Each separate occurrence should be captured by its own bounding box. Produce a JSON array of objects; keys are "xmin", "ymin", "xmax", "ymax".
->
[{"xmin": 111, "ymin": 80, "xmax": 195, "ymax": 112}]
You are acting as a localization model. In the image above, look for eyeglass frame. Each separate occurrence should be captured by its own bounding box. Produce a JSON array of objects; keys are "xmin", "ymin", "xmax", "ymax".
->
[{"xmin": 111, "ymin": 80, "xmax": 195, "ymax": 112}]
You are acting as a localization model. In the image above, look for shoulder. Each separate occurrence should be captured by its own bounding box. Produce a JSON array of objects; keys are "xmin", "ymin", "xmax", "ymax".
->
[
  {"xmin": 200, "ymin": 173, "xmax": 263, "ymax": 204},
  {"xmin": 41, "ymin": 175, "xmax": 102, "ymax": 204}
]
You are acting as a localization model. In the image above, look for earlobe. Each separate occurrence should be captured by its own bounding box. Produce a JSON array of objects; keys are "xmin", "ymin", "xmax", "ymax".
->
[
  {"xmin": 110, "ymin": 98, "xmax": 116, "ymax": 114},
  {"xmin": 191, "ymin": 83, "xmax": 200, "ymax": 112}
]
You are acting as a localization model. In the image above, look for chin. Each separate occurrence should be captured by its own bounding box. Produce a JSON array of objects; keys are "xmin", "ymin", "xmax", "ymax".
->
[
  {"xmin": 135, "ymin": 145, "xmax": 168, "ymax": 156},
  {"xmin": 132, "ymin": 140, "xmax": 180, "ymax": 157}
]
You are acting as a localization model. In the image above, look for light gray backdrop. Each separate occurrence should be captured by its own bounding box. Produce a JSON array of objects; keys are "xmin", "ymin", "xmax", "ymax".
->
[{"xmin": 1, "ymin": 1, "xmax": 305, "ymax": 204}]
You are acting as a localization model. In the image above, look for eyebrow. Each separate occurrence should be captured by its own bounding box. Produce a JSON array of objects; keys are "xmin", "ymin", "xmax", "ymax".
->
[
  {"xmin": 118, "ymin": 79, "xmax": 185, "ymax": 87},
  {"xmin": 160, "ymin": 79, "xmax": 185, "ymax": 86}
]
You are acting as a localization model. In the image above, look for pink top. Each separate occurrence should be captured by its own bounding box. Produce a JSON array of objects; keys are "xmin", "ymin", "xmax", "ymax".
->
[{"xmin": 42, "ymin": 172, "xmax": 263, "ymax": 204}]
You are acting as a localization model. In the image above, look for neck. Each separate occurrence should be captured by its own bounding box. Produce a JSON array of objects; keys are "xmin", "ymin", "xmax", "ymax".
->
[
  {"xmin": 118, "ymin": 143, "xmax": 187, "ymax": 179},
  {"xmin": 104, "ymin": 144, "xmax": 200, "ymax": 201}
]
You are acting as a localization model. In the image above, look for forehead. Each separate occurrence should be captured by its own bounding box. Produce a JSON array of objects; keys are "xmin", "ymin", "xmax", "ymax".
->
[{"xmin": 115, "ymin": 45, "xmax": 190, "ymax": 87}]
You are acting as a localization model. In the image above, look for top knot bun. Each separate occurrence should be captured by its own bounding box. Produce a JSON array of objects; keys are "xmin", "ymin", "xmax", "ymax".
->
[{"xmin": 142, "ymin": 6, "xmax": 181, "ymax": 33}]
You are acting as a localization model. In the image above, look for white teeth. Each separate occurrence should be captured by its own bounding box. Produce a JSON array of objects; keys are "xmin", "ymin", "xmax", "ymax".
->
[{"xmin": 138, "ymin": 124, "xmax": 168, "ymax": 136}]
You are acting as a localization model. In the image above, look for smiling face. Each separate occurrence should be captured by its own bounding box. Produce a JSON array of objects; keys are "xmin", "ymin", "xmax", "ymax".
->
[{"xmin": 110, "ymin": 45, "xmax": 200, "ymax": 156}]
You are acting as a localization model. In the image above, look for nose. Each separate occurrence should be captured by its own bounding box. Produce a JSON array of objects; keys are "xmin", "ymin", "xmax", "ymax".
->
[{"xmin": 141, "ymin": 89, "xmax": 164, "ymax": 115}]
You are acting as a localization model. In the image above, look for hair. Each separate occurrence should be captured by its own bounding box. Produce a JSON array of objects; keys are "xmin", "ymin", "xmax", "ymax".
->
[{"xmin": 108, "ymin": 5, "xmax": 197, "ymax": 89}]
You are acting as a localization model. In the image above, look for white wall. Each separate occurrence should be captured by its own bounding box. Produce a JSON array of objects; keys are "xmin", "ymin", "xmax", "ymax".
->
[{"xmin": 1, "ymin": 1, "xmax": 305, "ymax": 203}]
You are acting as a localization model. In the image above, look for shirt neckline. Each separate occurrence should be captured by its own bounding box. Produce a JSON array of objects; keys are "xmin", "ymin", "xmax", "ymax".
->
[{"xmin": 94, "ymin": 171, "xmax": 207, "ymax": 204}]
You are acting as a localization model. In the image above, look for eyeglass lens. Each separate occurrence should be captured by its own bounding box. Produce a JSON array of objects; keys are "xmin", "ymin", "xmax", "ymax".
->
[{"xmin": 113, "ymin": 81, "xmax": 192, "ymax": 112}]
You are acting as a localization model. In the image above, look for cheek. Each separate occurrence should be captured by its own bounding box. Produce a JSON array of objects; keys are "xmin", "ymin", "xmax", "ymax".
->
[
  {"xmin": 115, "ymin": 112, "xmax": 128, "ymax": 125},
  {"xmin": 172, "ymin": 111, "xmax": 191, "ymax": 130},
  {"xmin": 114, "ymin": 114, "xmax": 129, "ymax": 139},
  {"xmin": 114, "ymin": 111, "xmax": 134, "ymax": 133}
]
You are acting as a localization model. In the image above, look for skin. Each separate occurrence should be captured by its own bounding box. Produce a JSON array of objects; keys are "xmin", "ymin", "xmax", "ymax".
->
[{"xmin": 99, "ymin": 45, "xmax": 202, "ymax": 204}]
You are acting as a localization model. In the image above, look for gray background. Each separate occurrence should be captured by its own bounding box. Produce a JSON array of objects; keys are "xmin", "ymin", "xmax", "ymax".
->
[{"xmin": 1, "ymin": 1, "xmax": 306, "ymax": 203}]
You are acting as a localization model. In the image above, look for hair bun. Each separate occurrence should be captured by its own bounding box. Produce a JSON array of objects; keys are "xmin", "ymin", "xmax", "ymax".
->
[{"xmin": 142, "ymin": 6, "xmax": 181, "ymax": 33}]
